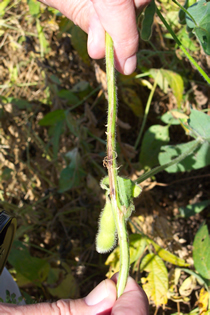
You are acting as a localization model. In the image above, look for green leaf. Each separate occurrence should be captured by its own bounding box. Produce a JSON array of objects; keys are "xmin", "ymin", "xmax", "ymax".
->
[
  {"xmin": 147, "ymin": 239, "xmax": 189, "ymax": 267},
  {"xmin": 193, "ymin": 224, "xmax": 210, "ymax": 279},
  {"xmin": 58, "ymin": 148, "xmax": 86, "ymax": 193},
  {"xmin": 71, "ymin": 26, "xmax": 90, "ymax": 64},
  {"xmin": 179, "ymin": 200, "xmax": 210, "ymax": 218},
  {"xmin": 188, "ymin": 109, "xmax": 210, "ymax": 142},
  {"xmin": 8, "ymin": 241, "xmax": 50, "ymax": 284},
  {"xmin": 160, "ymin": 110, "xmax": 187, "ymax": 125},
  {"xmin": 121, "ymin": 88, "xmax": 143, "ymax": 117},
  {"xmin": 36, "ymin": 18, "xmax": 50, "ymax": 57},
  {"xmin": 39, "ymin": 110, "xmax": 65, "ymax": 126},
  {"xmin": 47, "ymin": 264, "xmax": 79, "ymax": 299},
  {"xmin": 159, "ymin": 140, "xmax": 210, "ymax": 172},
  {"xmin": 139, "ymin": 125, "xmax": 170, "ymax": 168},
  {"xmin": 57, "ymin": 89, "xmax": 79, "ymax": 105},
  {"xmin": 50, "ymin": 121, "xmax": 64, "ymax": 160},
  {"xmin": 140, "ymin": 0, "xmax": 156, "ymax": 41},
  {"xmin": 140, "ymin": 254, "xmax": 168, "ymax": 306},
  {"xmin": 149, "ymin": 69, "xmax": 184, "ymax": 108},
  {"xmin": 0, "ymin": 0, "xmax": 10, "ymax": 17},
  {"xmin": 27, "ymin": 0, "xmax": 40, "ymax": 16},
  {"xmin": 186, "ymin": 0, "xmax": 210, "ymax": 55}
]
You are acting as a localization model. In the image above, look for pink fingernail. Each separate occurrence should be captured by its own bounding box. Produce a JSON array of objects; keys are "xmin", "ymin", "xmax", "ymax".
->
[{"xmin": 124, "ymin": 55, "xmax": 137, "ymax": 75}]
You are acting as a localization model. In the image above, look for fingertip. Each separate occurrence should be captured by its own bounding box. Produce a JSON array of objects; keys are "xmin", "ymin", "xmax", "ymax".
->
[{"xmin": 87, "ymin": 19, "xmax": 105, "ymax": 59}]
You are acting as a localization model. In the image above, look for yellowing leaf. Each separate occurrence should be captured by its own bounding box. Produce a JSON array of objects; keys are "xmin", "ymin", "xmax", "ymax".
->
[
  {"xmin": 121, "ymin": 88, "xmax": 143, "ymax": 117},
  {"xmin": 149, "ymin": 69, "xmax": 184, "ymax": 108},
  {"xmin": 140, "ymin": 254, "xmax": 168, "ymax": 306},
  {"xmin": 105, "ymin": 234, "xmax": 146, "ymax": 278},
  {"xmin": 179, "ymin": 275, "xmax": 196, "ymax": 297},
  {"xmin": 147, "ymin": 239, "xmax": 189, "ymax": 267},
  {"xmin": 198, "ymin": 288, "xmax": 209, "ymax": 314}
]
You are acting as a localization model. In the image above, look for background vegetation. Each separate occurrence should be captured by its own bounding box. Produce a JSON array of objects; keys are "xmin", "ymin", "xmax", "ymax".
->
[{"xmin": 0, "ymin": 0, "xmax": 210, "ymax": 313}]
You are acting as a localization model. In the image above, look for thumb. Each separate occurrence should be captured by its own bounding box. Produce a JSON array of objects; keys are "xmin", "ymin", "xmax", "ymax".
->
[
  {"xmin": 55, "ymin": 279, "xmax": 116, "ymax": 315},
  {"xmin": 91, "ymin": 0, "xmax": 138, "ymax": 74}
]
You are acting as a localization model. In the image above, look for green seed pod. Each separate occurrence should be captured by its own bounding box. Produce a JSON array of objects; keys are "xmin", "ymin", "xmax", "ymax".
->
[
  {"xmin": 140, "ymin": 0, "xmax": 156, "ymax": 41},
  {"xmin": 96, "ymin": 196, "xmax": 116, "ymax": 254}
]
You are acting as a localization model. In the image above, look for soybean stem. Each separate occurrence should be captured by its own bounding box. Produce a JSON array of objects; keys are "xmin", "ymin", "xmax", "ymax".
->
[{"xmin": 105, "ymin": 32, "xmax": 129, "ymax": 298}]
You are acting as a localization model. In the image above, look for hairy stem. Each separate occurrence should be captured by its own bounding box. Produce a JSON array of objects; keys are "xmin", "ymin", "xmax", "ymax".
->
[{"xmin": 105, "ymin": 32, "xmax": 129, "ymax": 298}]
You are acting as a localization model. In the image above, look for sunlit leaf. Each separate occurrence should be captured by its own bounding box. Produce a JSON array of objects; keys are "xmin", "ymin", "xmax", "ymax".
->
[
  {"xmin": 159, "ymin": 140, "xmax": 210, "ymax": 172},
  {"xmin": 149, "ymin": 69, "xmax": 184, "ymax": 107},
  {"xmin": 198, "ymin": 288, "xmax": 209, "ymax": 314},
  {"xmin": 0, "ymin": 0, "xmax": 10, "ymax": 17},
  {"xmin": 147, "ymin": 239, "xmax": 189, "ymax": 267},
  {"xmin": 27, "ymin": 0, "xmax": 40, "ymax": 16},
  {"xmin": 193, "ymin": 224, "xmax": 210, "ymax": 279},
  {"xmin": 179, "ymin": 200, "xmax": 210, "ymax": 218},
  {"xmin": 186, "ymin": 0, "xmax": 210, "ymax": 55},
  {"xmin": 140, "ymin": 254, "xmax": 168, "ymax": 306},
  {"xmin": 179, "ymin": 275, "xmax": 196, "ymax": 296}
]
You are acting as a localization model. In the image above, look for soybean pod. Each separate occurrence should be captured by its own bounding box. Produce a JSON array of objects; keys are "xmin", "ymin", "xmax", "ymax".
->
[{"xmin": 96, "ymin": 196, "xmax": 116, "ymax": 254}]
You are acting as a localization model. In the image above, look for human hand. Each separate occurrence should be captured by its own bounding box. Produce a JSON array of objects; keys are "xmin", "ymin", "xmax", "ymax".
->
[
  {"xmin": 0, "ymin": 275, "xmax": 148, "ymax": 314},
  {"xmin": 38, "ymin": 0, "xmax": 151, "ymax": 75}
]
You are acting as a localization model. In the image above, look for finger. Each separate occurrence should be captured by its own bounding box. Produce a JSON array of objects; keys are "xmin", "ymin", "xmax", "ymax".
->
[
  {"xmin": 91, "ymin": 0, "xmax": 138, "ymax": 74},
  {"xmin": 111, "ymin": 274, "xmax": 149, "ymax": 315},
  {"xmin": 38, "ymin": 0, "xmax": 105, "ymax": 59},
  {"xmin": 56, "ymin": 279, "xmax": 117, "ymax": 315}
]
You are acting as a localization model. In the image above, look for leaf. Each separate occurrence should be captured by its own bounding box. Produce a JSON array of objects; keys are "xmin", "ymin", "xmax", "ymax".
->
[
  {"xmin": 0, "ymin": 0, "xmax": 10, "ymax": 17},
  {"xmin": 188, "ymin": 109, "xmax": 210, "ymax": 142},
  {"xmin": 58, "ymin": 148, "xmax": 86, "ymax": 193},
  {"xmin": 140, "ymin": 254, "xmax": 168, "ymax": 306},
  {"xmin": 193, "ymin": 224, "xmax": 210, "ymax": 279},
  {"xmin": 159, "ymin": 140, "xmax": 210, "ymax": 172},
  {"xmin": 179, "ymin": 200, "xmax": 210, "ymax": 218},
  {"xmin": 179, "ymin": 276, "xmax": 197, "ymax": 296},
  {"xmin": 139, "ymin": 125, "xmax": 170, "ymax": 168},
  {"xmin": 27, "ymin": 0, "xmax": 40, "ymax": 16},
  {"xmin": 57, "ymin": 89, "xmax": 79, "ymax": 105},
  {"xmin": 39, "ymin": 110, "xmax": 65, "ymax": 126},
  {"xmin": 140, "ymin": 0, "xmax": 156, "ymax": 41},
  {"xmin": 47, "ymin": 266, "xmax": 79, "ymax": 299},
  {"xmin": 198, "ymin": 288, "xmax": 209, "ymax": 314},
  {"xmin": 149, "ymin": 69, "xmax": 184, "ymax": 107},
  {"xmin": 186, "ymin": 0, "xmax": 210, "ymax": 55},
  {"xmin": 8, "ymin": 241, "xmax": 50, "ymax": 284},
  {"xmin": 105, "ymin": 234, "xmax": 146, "ymax": 277},
  {"xmin": 71, "ymin": 26, "xmax": 90, "ymax": 64},
  {"xmin": 36, "ymin": 18, "xmax": 50, "ymax": 57},
  {"xmin": 147, "ymin": 239, "xmax": 189, "ymax": 267},
  {"xmin": 161, "ymin": 110, "xmax": 183, "ymax": 125},
  {"xmin": 121, "ymin": 88, "xmax": 143, "ymax": 117}
]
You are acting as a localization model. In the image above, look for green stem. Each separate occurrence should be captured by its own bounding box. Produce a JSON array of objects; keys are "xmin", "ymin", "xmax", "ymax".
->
[
  {"xmin": 172, "ymin": 0, "xmax": 197, "ymax": 26},
  {"xmin": 134, "ymin": 76, "xmax": 158, "ymax": 149},
  {"xmin": 135, "ymin": 138, "xmax": 201, "ymax": 184},
  {"xmin": 156, "ymin": 8, "xmax": 210, "ymax": 84},
  {"xmin": 105, "ymin": 32, "xmax": 129, "ymax": 298}
]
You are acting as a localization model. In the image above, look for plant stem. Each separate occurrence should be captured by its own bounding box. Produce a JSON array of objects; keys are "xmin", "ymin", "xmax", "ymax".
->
[
  {"xmin": 156, "ymin": 8, "xmax": 210, "ymax": 84},
  {"xmin": 135, "ymin": 138, "xmax": 201, "ymax": 184},
  {"xmin": 105, "ymin": 32, "xmax": 129, "ymax": 298},
  {"xmin": 134, "ymin": 76, "xmax": 158, "ymax": 149}
]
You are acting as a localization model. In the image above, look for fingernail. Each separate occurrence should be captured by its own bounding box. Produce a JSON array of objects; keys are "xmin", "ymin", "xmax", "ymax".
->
[
  {"xmin": 85, "ymin": 280, "xmax": 109, "ymax": 306},
  {"xmin": 124, "ymin": 55, "xmax": 137, "ymax": 75},
  {"xmin": 88, "ymin": 28, "xmax": 94, "ymax": 48}
]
